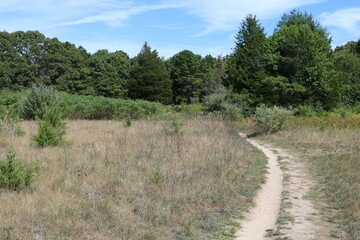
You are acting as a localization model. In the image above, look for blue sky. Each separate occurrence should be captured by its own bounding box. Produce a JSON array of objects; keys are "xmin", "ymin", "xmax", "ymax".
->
[{"xmin": 0, "ymin": 0, "xmax": 359, "ymax": 58}]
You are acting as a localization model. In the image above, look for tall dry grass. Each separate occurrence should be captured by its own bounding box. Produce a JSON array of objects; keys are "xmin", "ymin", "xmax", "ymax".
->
[
  {"xmin": 258, "ymin": 126, "xmax": 360, "ymax": 240},
  {"xmin": 0, "ymin": 118, "xmax": 266, "ymax": 239}
]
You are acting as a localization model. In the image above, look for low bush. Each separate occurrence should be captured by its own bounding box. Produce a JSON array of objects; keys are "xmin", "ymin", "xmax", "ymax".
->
[
  {"xmin": 203, "ymin": 87, "xmax": 249, "ymax": 120},
  {"xmin": 0, "ymin": 151, "xmax": 39, "ymax": 191},
  {"xmin": 19, "ymin": 84, "xmax": 61, "ymax": 120},
  {"xmin": 33, "ymin": 107, "xmax": 67, "ymax": 147},
  {"xmin": 254, "ymin": 105, "xmax": 294, "ymax": 133},
  {"xmin": 60, "ymin": 93, "xmax": 164, "ymax": 120}
]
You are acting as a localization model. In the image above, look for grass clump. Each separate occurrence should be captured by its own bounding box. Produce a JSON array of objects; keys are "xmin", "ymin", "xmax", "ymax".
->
[
  {"xmin": 19, "ymin": 84, "xmax": 61, "ymax": 120},
  {"xmin": 33, "ymin": 107, "xmax": 67, "ymax": 147},
  {"xmin": 254, "ymin": 105, "xmax": 294, "ymax": 133},
  {"xmin": 0, "ymin": 151, "xmax": 39, "ymax": 191}
]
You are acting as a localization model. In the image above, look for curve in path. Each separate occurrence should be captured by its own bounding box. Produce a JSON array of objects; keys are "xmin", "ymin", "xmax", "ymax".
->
[{"xmin": 236, "ymin": 133, "xmax": 283, "ymax": 240}]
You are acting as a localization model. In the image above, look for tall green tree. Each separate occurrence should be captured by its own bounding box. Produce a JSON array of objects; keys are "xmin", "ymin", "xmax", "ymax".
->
[
  {"xmin": 334, "ymin": 40, "xmax": 360, "ymax": 105},
  {"xmin": 225, "ymin": 15, "xmax": 270, "ymax": 103},
  {"xmin": 0, "ymin": 31, "xmax": 46, "ymax": 89},
  {"xmin": 128, "ymin": 42, "xmax": 172, "ymax": 104},
  {"xmin": 168, "ymin": 50, "xmax": 204, "ymax": 103},
  {"xmin": 88, "ymin": 50, "xmax": 130, "ymax": 98},
  {"xmin": 271, "ymin": 10, "xmax": 340, "ymax": 109},
  {"xmin": 201, "ymin": 55, "xmax": 225, "ymax": 96},
  {"xmin": 39, "ymin": 38, "xmax": 90, "ymax": 94}
]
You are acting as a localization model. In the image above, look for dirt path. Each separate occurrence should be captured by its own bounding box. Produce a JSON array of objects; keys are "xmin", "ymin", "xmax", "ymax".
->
[
  {"xmin": 236, "ymin": 133, "xmax": 283, "ymax": 240},
  {"xmin": 236, "ymin": 133, "xmax": 334, "ymax": 240}
]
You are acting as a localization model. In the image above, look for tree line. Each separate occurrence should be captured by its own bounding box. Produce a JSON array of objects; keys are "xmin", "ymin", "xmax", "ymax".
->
[{"xmin": 0, "ymin": 10, "xmax": 359, "ymax": 109}]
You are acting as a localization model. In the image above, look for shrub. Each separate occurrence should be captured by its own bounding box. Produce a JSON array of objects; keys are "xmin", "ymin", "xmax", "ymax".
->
[
  {"xmin": 254, "ymin": 105, "xmax": 294, "ymax": 133},
  {"xmin": 203, "ymin": 87, "xmax": 249, "ymax": 120},
  {"xmin": 60, "ymin": 93, "xmax": 164, "ymax": 120},
  {"xmin": 33, "ymin": 107, "xmax": 67, "ymax": 147},
  {"xmin": 19, "ymin": 84, "xmax": 61, "ymax": 120},
  {"xmin": 0, "ymin": 151, "xmax": 39, "ymax": 191}
]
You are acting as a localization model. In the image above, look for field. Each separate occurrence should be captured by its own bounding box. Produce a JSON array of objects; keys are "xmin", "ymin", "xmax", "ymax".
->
[
  {"xmin": 0, "ymin": 118, "xmax": 266, "ymax": 240},
  {"xmin": 255, "ymin": 122, "xmax": 360, "ymax": 239}
]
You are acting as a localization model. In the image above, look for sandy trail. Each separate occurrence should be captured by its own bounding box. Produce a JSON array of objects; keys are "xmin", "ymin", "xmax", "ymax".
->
[
  {"xmin": 236, "ymin": 133, "xmax": 335, "ymax": 240},
  {"xmin": 236, "ymin": 133, "xmax": 283, "ymax": 240}
]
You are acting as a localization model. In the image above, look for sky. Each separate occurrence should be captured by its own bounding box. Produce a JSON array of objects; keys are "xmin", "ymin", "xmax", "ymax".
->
[{"xmin": 0, "ymin": 0, "xmax": 359, "ymax": 58}]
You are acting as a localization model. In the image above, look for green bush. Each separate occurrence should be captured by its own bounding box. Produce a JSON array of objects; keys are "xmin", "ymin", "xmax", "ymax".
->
[
  {"xmin": 33, "ymin": 107, "xmax": 67, "ymax": 147},
  {"xmin": 254, "ymin": 105, "xmax": 294, "ymax": 133},
  {"xmin": 203, "ymin": 87, "xmax": 249, "ymax": 120},
  {"xmin": 0, "ymin": 151, "xmax": 39, "ymax": 191},
  {"xmin": 60, "ymin": 93, "xmax": 164, "ymax": 120},
  {"xmin": 19, "ymin": 84, "xmax": 61, "ymax": 120}
]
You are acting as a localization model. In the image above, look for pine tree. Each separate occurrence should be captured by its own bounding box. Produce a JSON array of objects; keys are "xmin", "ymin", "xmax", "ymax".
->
[
  {"xmin": 225, "ymin": 14, "xmax": 269, "ymax": 103},
  {"xmin": 128, "ymin": 42, "xmax": 172, "ymax": 104}
]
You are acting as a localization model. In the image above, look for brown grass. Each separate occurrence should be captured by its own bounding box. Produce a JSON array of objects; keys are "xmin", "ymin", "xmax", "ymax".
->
[
  {"xmin": 0, "ymin": 118, "xmax": 266, "ymax": 239},
  {"xmin": 256, "ymin": 124, "xmax": 360, "ymax": 240}
]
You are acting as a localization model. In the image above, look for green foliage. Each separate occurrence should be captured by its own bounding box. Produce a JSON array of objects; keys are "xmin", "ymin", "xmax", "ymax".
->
[
  {"xmin": 128, "ymin": 42, "xmax": 172, "ymax": 104},
  {"xmin": 225, "ymin": 14, "xmax": 269, "ymax": 103},
  {"xmin": 270, "ymin": 10, "xmax": 339, "ymax": 109},
  {"xmin": 123, "ymin": 118, "xmax": 132, "ymax": 127},
  {"xmin": 0, "ymin": 151, "xmax": 39, "ymax": 191},
  {"xmin": 168, "ymin": 50, "xmax": 215, "ymax": 103},
  {"xmin": 334, "ymin": 41, "xmax": 360, "ymax": 105},
  {"xmin": 163, "ymin": 120, "xmax": 183, "ymax": 135},
  {"xmin": 170, "ymin": 103, "xmax": 204, "ymax": 116},
  {"xmin": 88, "ymin": 50, "xmax": 130, "ymax": 98},
  {"xmin": 0, "ymin": 105, "xmax": 25, "ymax": 136},
  {"xmin": 295, "ymin": 104, "xmax": 323, "ymax": 117},
  {"xmin": 203, "ymin": 87, "xmax": 249, "ymax": 120},
  {"xmin": 151, "ymin": 167, "xmax": 166, "ymax": 184},
  {"xmin": 254, "ymin": 105, "xmax": 294, "ymax": 133},
  {"xmin": 33, "ymin": 107, "xmax": 67, "ymax": 147},
  {"xmin": 19, "ymin": 84, "xmax": 60, "ymax": 120},
  {"xmin": 60, "ymin": 93, "xmax": 164, "ymax": 120}
]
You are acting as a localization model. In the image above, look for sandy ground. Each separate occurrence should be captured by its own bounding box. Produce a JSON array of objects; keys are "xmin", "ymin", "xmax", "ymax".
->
[
  {"xmin": 236, "ymin": 133, "xmax": 283, "ymax": 240},
  {"xmin": 236, "ymin": 134, "xmax": 334, "ymax": 240}
]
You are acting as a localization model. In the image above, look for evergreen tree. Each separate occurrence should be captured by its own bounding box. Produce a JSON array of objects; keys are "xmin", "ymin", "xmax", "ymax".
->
[
  {"xmin": 201, "ymin": 55, "xmax": 224, "ymax": 96},
  {"xmin": 225, "ymin": 14, "xmax": 269, "ymax": 104},
  {"xmin": 168, "ymin": 50, "xmax": 204, "ymax": 103},
  {"xmin": 128, "ymin": 42, "xmax": 172, "ymax": 104}
]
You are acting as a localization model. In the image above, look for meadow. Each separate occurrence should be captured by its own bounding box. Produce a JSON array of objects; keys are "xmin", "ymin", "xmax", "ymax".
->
[{"xmin": 0, "ymin": 118, "xmax": 266, "ymax": 240}]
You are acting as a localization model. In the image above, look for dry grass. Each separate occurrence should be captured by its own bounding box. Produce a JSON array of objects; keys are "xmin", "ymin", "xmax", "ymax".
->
[
  {"xmin": 0, "ymin": 118, "xmax": 266, "ymax": 239},
  {"xmin": 256, "ymin": 124, "xmax": 360, "ymax": 240}
]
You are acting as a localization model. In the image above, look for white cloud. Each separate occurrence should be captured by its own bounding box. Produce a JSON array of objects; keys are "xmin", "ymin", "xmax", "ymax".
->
[
  {"xmin": 169, "ymin": 0, "xmax": 324, "ymax": 35},
  {"xmin": 52, "ymin": 3, "xmax": 182, "ymax": 28},
  {"xmin": 320, "ymin": 8, "xmax": 360, "ymax": 32}
]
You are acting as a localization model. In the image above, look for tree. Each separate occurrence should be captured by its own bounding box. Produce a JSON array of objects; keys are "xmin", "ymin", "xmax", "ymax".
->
[
  {"xmin": 88, "ymin": 50, "xmax": 130, "ymax": 98},
  {"xmin": 38, "ymin": 38, "xmax": 90, "ymax": 94},
  {"xmin": 128, "ymin": 42, "xmax": 172, "ymax": 104},
  {"xmin": 168, "ymin": 50, "xmax": 204, "ymax": 103},
  {"xmin": 201, "ymin": 55, "xmax": 224, "ymax": 96},
  {"xmin": 334, "ymin": 40, "xmax": 360, "ymax": 105},
  {"xmin": 225, "ymin": 14, "xmax": 270, "ymax": 105},
  {"xmin": 270, "ymin": 10, "xmax": 340, "ymax": 109}
]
